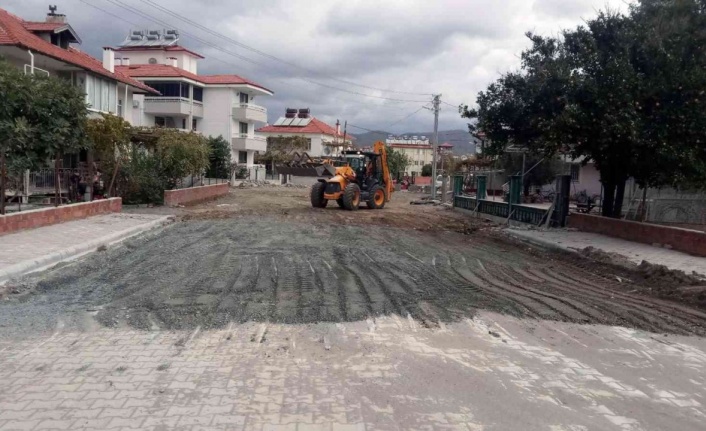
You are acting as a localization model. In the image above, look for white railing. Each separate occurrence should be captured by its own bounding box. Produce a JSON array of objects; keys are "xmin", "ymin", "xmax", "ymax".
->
[
  {"xmin": 235, "ymin": 134, "xmax": 266, "ymax": 141},
  {"xmin": 235, "ymin": 103, "xmax": 267, "ymax": 113},
  {"xmin": 193, "ymin": 100, "xmax": 204, "ymax": 107},
  {"xmin": 144, "ymin": 96, "xmax": 190, "ymax": 103}
]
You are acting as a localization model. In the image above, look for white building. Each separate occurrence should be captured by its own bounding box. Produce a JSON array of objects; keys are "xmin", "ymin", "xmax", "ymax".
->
[
  {"xmin": 385, "ymin": 135, "xmax": 433, "ymax": 176},
  {"xmin": 0, "ymin": 7, "xmax": 158, "ymax": 122},
  {"xmin": 113, "ymin": 29, "xmax": 273, "ymax": 167},
  {"xmin": 257, "ymin": 110, "xmax": 354, "ymax": 157}
]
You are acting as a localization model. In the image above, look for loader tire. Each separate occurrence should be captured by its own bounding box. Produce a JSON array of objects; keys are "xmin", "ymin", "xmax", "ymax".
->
[
  {"xmin": 336, "ymin": 198, "xmax": 345, "ymax": 208},
  {"xmin": 310, "ymin": 182, "xmax": 328, "ymax": 208},
  {"xmin": 366, "ymin": 185, "xmax": 386, "ymax": 209},
  {"xmin": 342, "ymin": 183, "xmax": 361, "ymax": 211}
]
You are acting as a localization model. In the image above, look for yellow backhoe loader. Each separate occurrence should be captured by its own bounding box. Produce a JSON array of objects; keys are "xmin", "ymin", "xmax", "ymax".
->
[{"xmin": 275, "ymin": 141, "xmax": 393, "ymax": 210}]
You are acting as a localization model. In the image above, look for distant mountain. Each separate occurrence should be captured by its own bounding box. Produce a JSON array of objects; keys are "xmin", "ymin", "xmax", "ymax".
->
[{"xmin": 351, "ymin": 129, "xmax": 478, "ymax": 155}]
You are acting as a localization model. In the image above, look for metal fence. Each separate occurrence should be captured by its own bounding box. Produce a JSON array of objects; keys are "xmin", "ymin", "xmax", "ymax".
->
[
  {"xmin": 172, "ymin": 174, "xmax": 229, "ymax": 190},
  {"xmin": 622, "ymin": 184, "xmax": 706, "ymax": 224},
  {"xmin": 454, "ymin": 195, "xmax": 548, "ymax": 225}
]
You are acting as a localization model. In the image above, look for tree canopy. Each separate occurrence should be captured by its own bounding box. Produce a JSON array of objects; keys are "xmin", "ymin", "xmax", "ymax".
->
[{"xmin": 461, "ymin": 0, "xmax": 706, "ymax": 217}]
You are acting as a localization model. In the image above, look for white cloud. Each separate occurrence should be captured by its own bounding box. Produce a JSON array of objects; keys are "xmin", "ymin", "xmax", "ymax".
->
[{"xmin": 5, "ymin": 0, "xmax": 630, "ymax": 136}]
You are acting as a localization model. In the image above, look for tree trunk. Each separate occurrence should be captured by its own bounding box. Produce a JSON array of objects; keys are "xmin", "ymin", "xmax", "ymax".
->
[
  {"xmin": 601, "ymin": 182, "xmax": 615, "ymax": 217},
  {"xmin": 0, "ymin": 151, "xmax": 5, "ymax": 215},
  {"xmin": 612, "ymin": 178, "xmax": 627, "ymax": 218},
  {"xmin": 640, "ymin": 186, "xmax": 648, "ymax": 222},
  {"xmin": 523, "ymin": 179, "xmax": 530, "ymax": 197},
  {"xmin": 54, "ymin": 153, "xmax": 61, "ymax": 207}
]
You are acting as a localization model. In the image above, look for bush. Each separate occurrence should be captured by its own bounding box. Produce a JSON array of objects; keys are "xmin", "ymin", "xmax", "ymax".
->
[
  {"xmin": 421, "ymin": 164, "xmax": 432, "ymax": 176},
  {"xmin": 206, "ymin": 135, "xmax": 231, "ymax": 179},
  {"xmin": 117, "ymin": 149, "xmax": 167, "ymax": 205}
]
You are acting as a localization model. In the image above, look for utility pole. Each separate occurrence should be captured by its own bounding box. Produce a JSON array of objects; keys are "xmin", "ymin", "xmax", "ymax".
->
[{"xmin": 430, "ymin": 94, "xmax": 441, "ymax": 199}]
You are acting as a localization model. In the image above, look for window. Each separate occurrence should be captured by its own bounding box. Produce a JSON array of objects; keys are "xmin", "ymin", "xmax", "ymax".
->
[
  {"xmin": 570, "ymin": 164, "xmax": 580, "ymax": 182},
  {"xmin": 238, "ymin": 151, "xmax": 248, "ymax": 164},
  {"xmin": 143, "ymin": 81, "xmax": 185, "ymax": 98},
  {"xmin": 192, "ymin": 118, "xmax": 197, "ymax": 131},
  {"xmin": 193, "ymin": 86, "xmax": 203, "ymax": 102},
  {"xmin": 117, "ymin": 99, "xmax": 123, "ymax": 118},
  {"xmin": 239, "ymin": 122, "xmax": 249, "ymax": 135},
  {"xmin": 182, "ymin": 118, "xmax": 187, "ymax": 130},
  {"xmin": 85, "ymin": 74, "xmax": 117, "ymax": 113},
  {"xmin": 181, "ymin": 83, "xmax": 189, "ymax": 99},
  {"xmin": 306, "ymin": 139, "xmax": 312, "ymax": 151},
  {"xmin": 155, "ymin": 117, "xmax": 166, "ymax": 127},
  {"xmin": 239, "ymin": 92, "xmax": 249, "ymax": 104}
]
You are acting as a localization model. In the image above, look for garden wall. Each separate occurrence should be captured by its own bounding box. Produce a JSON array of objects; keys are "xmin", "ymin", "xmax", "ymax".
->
[
  {"xmin": 568, "ymin": 213, "xmax": 706, "ymax": 257},
  {"xmin": 0, "ymin": 198, "xmax": 122, "ymax": 236},
  {"xmin": 163, "ymin": 183, "xmax": 229, "ymax": 207}
]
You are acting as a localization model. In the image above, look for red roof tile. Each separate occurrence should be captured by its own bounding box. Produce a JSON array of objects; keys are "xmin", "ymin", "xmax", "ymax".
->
[
  {"xmin": 22, "ymin": 21, "xmax": 65, "ymax": 32},
  {"xmin": 116, "ymin": 64, "xmax": 273, "ymax": 94},
  {"xmin": 114, "ymin": 45, "xmax": 205, "ymax": 59},
  {"xmin": 0, "ymin": 8, "xmax": 157, "ymax": 94},
  {"xmin": 257, "ymin": 117, "xmax": 355, "ymax": 140}
]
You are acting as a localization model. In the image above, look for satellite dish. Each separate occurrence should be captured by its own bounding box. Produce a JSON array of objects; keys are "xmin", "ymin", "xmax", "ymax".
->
[{"xmin": 148, "ymin": 58, "xmax": 157, "ymax": 64}]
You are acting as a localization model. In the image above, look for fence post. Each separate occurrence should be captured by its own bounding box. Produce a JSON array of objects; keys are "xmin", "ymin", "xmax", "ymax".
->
[
  {"xmin": 552, "ymin": 175, "xmax": 571, "ymax": 227},
  {"xmin": 476, "ymin": 175, "xmax": 487, "ymax": 200}
]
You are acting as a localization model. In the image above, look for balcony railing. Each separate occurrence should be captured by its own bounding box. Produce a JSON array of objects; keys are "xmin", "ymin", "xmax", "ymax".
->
[
  {"xmin": 232, "ymin": 134, "xmax": 267, "ymax": 152},
  {"xmin": 232, "ymin": 103, "xmax": 268, "ymax": 123}
]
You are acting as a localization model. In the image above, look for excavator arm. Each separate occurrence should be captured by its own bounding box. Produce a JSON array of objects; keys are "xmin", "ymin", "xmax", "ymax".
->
[{"xmin": 373, "ymin": 141, "xmax": 394, "ymax": 202}]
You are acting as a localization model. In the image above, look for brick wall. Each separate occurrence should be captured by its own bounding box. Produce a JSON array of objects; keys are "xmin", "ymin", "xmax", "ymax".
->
[
  {"xmin": 568, "ymin": 213, "xmax": 706, "ymax": 257},
  {"xmin": 164, "ymin": 183, "xmax": 229, "ymax": 207},
  {"xmin": 0, "ymin": 198, "xmax": 122, "ymax": 236}
]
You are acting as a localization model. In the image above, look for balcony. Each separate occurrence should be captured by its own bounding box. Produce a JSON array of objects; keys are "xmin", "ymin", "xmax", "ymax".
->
[
  {"xmin": 232, "ymin": 103, "xmax": 268, "ymax": 123},
  {"xmin": 232, "ymin": 134, "xmax": 267, "ymax": 152},
  {"xmin": 143, "ymin": 97, "xmax": 203, "ymax": 118}
]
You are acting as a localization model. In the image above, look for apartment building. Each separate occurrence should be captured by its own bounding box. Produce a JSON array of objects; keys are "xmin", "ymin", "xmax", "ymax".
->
[
  {"xmin": 386, "ymin": 135, "xmax": 433, "ymax": 176},
  {"xmin": 113, "ymin": 29, "xmax": 273, "ymax": 167},
  {"xmin": 257, "ymin": 109, "xmax": 354, "ymax": 157},
  {"xmin": 0, "ymin": 7, "xmax": 158, "ymax": 121}
]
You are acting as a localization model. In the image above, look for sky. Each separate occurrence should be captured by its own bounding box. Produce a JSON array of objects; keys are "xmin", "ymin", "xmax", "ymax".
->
[{"xmin": 5, "ymin": 0, "xmax": 630, "ymax": 135}]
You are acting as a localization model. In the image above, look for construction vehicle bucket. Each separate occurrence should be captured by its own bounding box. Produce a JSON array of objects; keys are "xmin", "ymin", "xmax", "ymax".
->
[
  {"xmin": 274, "ymin": 152, "xmax": 337, "ymax": 177},
  {"xmin": 275, "ymin": 163, "xmax": 336, "ymax": 177}
]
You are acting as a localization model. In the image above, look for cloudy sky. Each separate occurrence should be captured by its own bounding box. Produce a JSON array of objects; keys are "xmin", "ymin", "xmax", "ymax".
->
[{"xmin": 6, "ymin": 0, "xmax": 629, "ymax": 134}]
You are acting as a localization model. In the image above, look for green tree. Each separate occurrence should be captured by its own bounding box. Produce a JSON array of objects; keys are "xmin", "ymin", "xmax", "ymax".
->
[
  {"xmin": 259, "ymin": 136, "xmax": 311, "ymax": 165},
  {"xmin": 385, "ymin": 145, "xmax": 411, "ymax": 179},
  {"xmin": 155, "ymin": 129, "xmax": 210, "ymax": 189},
  {"xmin": 86, "ymin": 114, "xmax": 132, "ymax": 197},
  {"xmin": 421, "ymin": 164, "xmax": 432, "ymax": 177},
  {"xmin": 0, "ymin": 61, "xmax": 35, "ymax": 214},
  {"xmin": 28, "ymin": 72, "xmax": 89, "ymax": 205},
  {"xmin": 205, "ymin": 135, "xmax": 231, "ymax": 179}
]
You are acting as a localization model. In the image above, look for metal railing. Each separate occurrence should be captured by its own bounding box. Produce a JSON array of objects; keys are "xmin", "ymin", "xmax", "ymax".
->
[
  {"xmin": 234, "ymin": 133, "xmax": 267, "ymax": 141},
  {"xmin": 172, "ymin": 174, "xmax": 229, "ymax": 190},
  {"xmin": 454, "ymin": 195, "xmax": 548, "ymax": 225},
  {"xmin": 235, "ymin": 102, "xmax": 267, "ymax": 112},
  {"xmin": 144, "ymin": 96, "xmax": 191, "ymax": 103}
]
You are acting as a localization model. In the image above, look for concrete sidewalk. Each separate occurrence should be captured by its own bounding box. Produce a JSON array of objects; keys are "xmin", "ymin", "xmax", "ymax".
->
[
  {"xmin": 507, "ymin": 228, "xmax": 706, "ymax": 276},
  {"xmin": 0, "ymin": 213, "xmax": 173, "ymax": 284}
]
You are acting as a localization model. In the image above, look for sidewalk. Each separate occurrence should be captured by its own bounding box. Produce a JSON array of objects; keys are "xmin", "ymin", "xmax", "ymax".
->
[
  {"xmin": 507, "ymin": 228, "xmax": 706, "ymax": 276},
  {"xmin": 0, "ymin": 213, "xmax": 173, "ymax": 284}
]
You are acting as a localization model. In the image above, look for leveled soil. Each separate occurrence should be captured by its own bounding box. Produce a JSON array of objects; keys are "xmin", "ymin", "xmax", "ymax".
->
[{"xmin": 2, "ymin": 186, "xmax": 706, "ymax": 337}]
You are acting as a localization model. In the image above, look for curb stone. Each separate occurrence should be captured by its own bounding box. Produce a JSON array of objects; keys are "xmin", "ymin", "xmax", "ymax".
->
[{"xmin": 0, "ymin": 215, "xmax": 174, "ymax": 284}]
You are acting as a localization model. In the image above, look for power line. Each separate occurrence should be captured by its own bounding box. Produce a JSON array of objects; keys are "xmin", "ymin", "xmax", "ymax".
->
[
  {"xmin": 348, "ymin": 105, "xmax": 430, "ymax": 133},
  {"xmin": 88, "ymin": 0, "xmax": 429, "ymax": 103},
  {"xmin": 137, "ymin": 0, "xmax": 432, "ymax": 96}
]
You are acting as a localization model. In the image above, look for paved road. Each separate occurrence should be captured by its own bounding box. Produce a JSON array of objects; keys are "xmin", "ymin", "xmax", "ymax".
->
[
  {"xmin": 1, "ymin": 187, "xmax": 705, "ymax": 430},
  {"xmin": 0, "ymin": 312, "xmax": 704, "ymax": 430}
]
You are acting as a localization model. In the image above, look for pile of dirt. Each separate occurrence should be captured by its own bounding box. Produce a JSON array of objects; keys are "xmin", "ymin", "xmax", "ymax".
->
[{"xmin": 579, "ymin": 246, "xmax": 636, "ymax": 268}]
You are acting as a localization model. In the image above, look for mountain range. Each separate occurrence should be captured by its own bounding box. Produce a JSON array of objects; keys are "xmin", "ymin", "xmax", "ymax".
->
[{"xmin": 351, "ymin": 129, "xmax": 478, "ymax": 155}]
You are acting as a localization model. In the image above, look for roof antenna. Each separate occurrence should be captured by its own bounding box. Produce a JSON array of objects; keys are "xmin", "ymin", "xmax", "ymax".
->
[{"xmin": 48, "ymin": 5, "xmax": 58, "ymax": 16}]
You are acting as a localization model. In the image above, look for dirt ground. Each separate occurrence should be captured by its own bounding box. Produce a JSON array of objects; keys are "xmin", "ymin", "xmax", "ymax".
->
[{"xmin": 2, "ymin": 185, "xmax": 706, "ymax": 338}]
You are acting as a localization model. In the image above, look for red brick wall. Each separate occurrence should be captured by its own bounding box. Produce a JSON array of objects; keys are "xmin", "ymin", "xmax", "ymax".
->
[
  {"xmin": 0, "ymin": 198, "xmax": 122, "ymax": 236},
  {"xmin": 164, "ymin": 183, "xmax": 229, "ymax": 207},
  {"xmin": 568, "ymin": 213, "xmax": 706, "ymax": 257}
]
